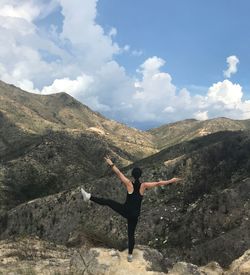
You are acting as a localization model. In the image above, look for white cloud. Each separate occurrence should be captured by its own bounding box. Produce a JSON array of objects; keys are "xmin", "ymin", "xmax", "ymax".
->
[
  {"xmin": 199, "ymin": 79, "xmax": 250, "ymax": 120},
  {"xmin": 0, "ymin": 2, "xmax": 40, "ymax": 22},
  {"xmin": 124, "ymin": 59, "xmax": 250, "ymax": 126},
  {"xmin": 163, "ymin": 106, "xmax": 175, "ymax": 113},
  {"xmin": 194, "ymin": 111, "xmax": 208, "ymax": 121},
  {"xmin": 139, "ymin": 56, "xmax": 165, "ymax": 76},
  {"xmin": 223, "ymin": 55, "xmax": 239, "ymax": 78},
  {"xmin": 58, "ymin": 0, "xmax": 120, "ymax": 71},
  {"xmin": 41, "ymin": 74, "xmax": 94, "ymax": 96},
  {"xmin": 18, "ymin": 79, "xmax": 40, "ymax": 94},
  {"xmin": 239, "ymin": 101, "xmax": 250, "ymax": 119},
  {"xmin": 0, "ymin": 0, "xmax": 124, "ymax": 90},
  {"xmin": 207, "ymin": 79, "xmax": 242, "ymax": 108},
  {"xmin": 129, "ymin": 56, "xmax": 177, "ymax": 122}
]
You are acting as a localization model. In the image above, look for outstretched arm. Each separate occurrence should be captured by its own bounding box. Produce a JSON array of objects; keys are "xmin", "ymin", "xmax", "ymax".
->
[
  {"xmin": 142, "ymin": 177, "xmax": 182, "ymax": 189},
  {"xmin": 104, "ymin": 156, "xmax": 133, "ymax": 189}
]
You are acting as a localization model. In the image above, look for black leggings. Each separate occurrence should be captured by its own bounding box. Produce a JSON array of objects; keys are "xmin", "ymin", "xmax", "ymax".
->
[{"xmin": 90, "ymin": 196, "xmax": 138, "ymax": 254}]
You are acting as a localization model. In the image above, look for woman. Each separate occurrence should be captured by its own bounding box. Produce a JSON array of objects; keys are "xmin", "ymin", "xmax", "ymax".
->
[{"xmin": 81, "ymin": 155, "xmax": 182, "ymax": 262}]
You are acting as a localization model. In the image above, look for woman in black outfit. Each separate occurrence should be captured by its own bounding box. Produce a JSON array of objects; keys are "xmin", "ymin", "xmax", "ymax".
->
[{"xmin": 81, "ymin": 156, "xmax": 182, "ymax": 262}]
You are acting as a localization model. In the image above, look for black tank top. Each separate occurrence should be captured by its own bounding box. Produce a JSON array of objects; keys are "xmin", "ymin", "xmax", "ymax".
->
[{"xmin": 124, "ymin": 180, "xmax": 143, "ymax": 218}]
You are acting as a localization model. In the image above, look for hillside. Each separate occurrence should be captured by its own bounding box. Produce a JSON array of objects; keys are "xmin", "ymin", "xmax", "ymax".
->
[
  {"xmin": 0, "ymin": 130, "xmax": 138, "ymax": 210},
  {"xmin": 0, "ymin": 80, "xmax": 157, "ymax": 161},
  {"xmin": 0, "ymin": 80, "xmax": 157, "ymax": 210},
  {"xmin": 148, "ymin": 117, "xmax": 250, "ymax": 149},
  {"xmin": 1, "ymin": 130, "xmax": 250, "ymax": 269}
]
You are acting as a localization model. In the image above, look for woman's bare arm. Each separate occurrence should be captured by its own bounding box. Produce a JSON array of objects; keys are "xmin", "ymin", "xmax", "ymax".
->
[
  {"xmin": 142, "ymin": 177, "xmax": 182, "ymax": 189},
  {"xmin": 104, "ymin": 156, "xmax": 133, "ymax": 191}
]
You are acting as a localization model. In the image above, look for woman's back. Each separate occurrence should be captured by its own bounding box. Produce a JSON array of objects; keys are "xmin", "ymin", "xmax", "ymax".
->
[{"xmin": 124, "ymin": 180, "xmax": 143, "ymax": 218}]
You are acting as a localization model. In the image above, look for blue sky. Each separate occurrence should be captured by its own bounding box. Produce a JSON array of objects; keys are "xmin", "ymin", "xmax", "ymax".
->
[
  {"xmin": 97, "ymin": 0, "xmax": 250, "ymax": 89},
  {"xmin": 0, "ymin": 0, "xmax": 250, "ymax": 130}
]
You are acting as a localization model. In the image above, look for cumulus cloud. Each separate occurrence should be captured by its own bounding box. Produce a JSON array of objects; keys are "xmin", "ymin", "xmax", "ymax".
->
[
  {"xmin": 123, "ymin": 58, "xmax": 250, "ymax": 127},
  {"xmin": 194, "ymin": 111, "xmax": 208, "ymax": 121},
  {"xmin": 0, "ymin": 2, "xmax": 40, "ymax": 22},
  {"xmin": 130, "ymin": 57, "xmax": 177, "ymax": 122},
  {"xmin": 41, "ymin": 74, "xmax": 94, "ymax": 96},
  {"xmin": 0, "ymin": 0, "xmax": 121, "ymax": 88},
  {"xmin": 207, "ymin": 80, "xmax": 242, "ymax": 108},
  {"xmin": 191, "ymin": 79, "xmax": 250, "ymax": 122},
  {"xmin": 224, "ymin": 55, "xmax": 239, "ymax": 78}
]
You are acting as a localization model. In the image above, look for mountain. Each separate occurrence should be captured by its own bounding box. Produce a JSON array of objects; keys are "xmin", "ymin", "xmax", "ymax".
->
[
  {"xmin": 0, "ymin": 80, "xmax": 157, "ymax": 209},
  {"xmin": 148, "ymin": 117, "xmax": 250, "ymax": 149},
  {"xmin": 0, "ymin": 80, "xmax": 157, "ymax": 160}
]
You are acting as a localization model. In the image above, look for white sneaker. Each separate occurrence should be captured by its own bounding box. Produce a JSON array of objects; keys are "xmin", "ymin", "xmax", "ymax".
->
[
  {"xmin": 127, "ymin": 254, "xmax": 133, "ymax": 262},
  {"xmin": 81, "ymin": 188, "xmax": 91, "ymax": 202}
]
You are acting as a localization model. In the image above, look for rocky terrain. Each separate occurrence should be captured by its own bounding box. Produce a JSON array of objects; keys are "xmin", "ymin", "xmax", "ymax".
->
[
  {"xmin": 1, "ymin": 130, "xmax": 250, "ymax": 270},
  {"xmin": 1, "ymin": 80, "xmax": 250, "ymax": 273},
  {"xmin": 0, "ymin": 237, "xmax": 250, "ymax": 274}
]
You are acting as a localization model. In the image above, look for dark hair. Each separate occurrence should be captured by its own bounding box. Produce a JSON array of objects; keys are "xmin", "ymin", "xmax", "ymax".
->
[{"xmin": 131, "ymin": 167, "xmax": 142, "ymax": 180}]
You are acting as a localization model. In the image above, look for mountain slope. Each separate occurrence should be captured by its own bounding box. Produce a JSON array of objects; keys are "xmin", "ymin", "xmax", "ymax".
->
[
  {"xmin": 0, "ymin": 80, "xmax": 157, "ymax": 211},
  {"xmin": 1, "ymin": 130, "xmax": 250, "ymax": 268},
  {"xmin": 0, "ymin": 130, "xmax": 138, "ymax": 210},
  {"xmin": 148, "ymin": 117, "xmax": 250, "ymax": 149},
  {"xmin": 0, "ymin": 80, "xmax": 157, "ymax": 160}
]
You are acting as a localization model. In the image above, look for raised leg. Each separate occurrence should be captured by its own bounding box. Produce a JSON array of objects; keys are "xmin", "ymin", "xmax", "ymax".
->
[{"xmin": 90, "ymin": 196, "xmax": 127, "ymax": 218}]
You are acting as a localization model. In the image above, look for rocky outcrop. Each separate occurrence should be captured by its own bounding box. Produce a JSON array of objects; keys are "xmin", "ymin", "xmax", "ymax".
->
[
  {"xmin": 0, "ymin": 237, "xmax": 168, "ymax": 274},
  {"xmin": 70, "ymin": 245, "xmax": 168, "ymax": 275},
  {"xmin": 224, "ymin": 249, "xmax": 250, "ymax": 275},
  {"xmin": 168, "ymin": 261, "xmax": 224, "ymax": 275},
  {"xmin": 167, "ymin": 249, "xmax": 250, "ymax": 275},
  {"xmin": 1, "ymin": 237, "xmax": 250, "ymax": 275},
  {"xmin": 0, "ymin": 237, "xmax": 75, "ymax": 275}
]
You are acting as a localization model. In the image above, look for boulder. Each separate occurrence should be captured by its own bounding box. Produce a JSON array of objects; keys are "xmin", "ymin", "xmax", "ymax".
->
[{"xmin": 225, "ymin": 249, "xmax": 250, "ymax": 275}]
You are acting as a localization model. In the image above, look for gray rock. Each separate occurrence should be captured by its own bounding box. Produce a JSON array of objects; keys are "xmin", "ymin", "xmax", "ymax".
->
[
  {"xmin": 70, "ymin": 248, "xmax": 109, "ymax": 275},
  {"xmin": 169, "ymin": 262, "xmax": 200, "ymax": 275}
]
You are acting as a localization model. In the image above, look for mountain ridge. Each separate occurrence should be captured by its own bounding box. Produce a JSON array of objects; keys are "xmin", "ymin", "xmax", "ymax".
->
[
  {"xmin": 2, "ymin": 79, "xmax": 250, "ymax": 150},
  {"xmin": 148, "ymin": 116, "xmax": 250, "ymax": 149}
]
